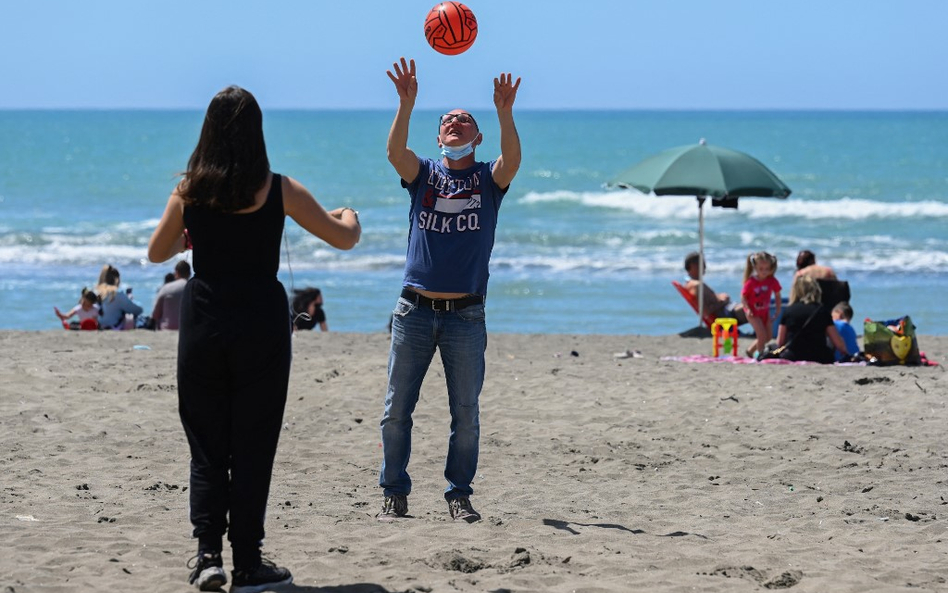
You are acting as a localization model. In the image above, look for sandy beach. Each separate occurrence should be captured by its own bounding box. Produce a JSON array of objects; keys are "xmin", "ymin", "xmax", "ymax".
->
[{"xmin": 2, "ymin": 329, "xmax": 945, "ymax": 593}]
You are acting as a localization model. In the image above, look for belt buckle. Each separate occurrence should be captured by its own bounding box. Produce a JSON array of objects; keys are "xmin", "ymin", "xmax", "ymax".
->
[{"xmin": 432, "ymin": 299, "xmax": 452, "ymax": 312}]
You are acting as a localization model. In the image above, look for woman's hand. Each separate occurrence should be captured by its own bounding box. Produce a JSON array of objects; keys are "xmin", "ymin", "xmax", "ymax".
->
[{"xmin": 283, "ymin": 177, "xmax": 361, "ymax": 250}]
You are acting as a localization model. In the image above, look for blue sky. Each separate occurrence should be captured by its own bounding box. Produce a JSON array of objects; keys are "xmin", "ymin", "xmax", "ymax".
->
[{"xmin": 2, "ymin": 1, "xmax": 945, "ymax": 110}]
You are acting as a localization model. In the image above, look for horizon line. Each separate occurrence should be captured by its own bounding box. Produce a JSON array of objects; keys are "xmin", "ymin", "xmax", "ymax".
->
[{"xmin": 2, "ymin": 107, "xmax": 947, "ymax": 113}]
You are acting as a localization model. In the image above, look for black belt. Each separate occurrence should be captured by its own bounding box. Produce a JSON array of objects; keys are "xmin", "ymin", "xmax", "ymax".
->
[{"xmin": 400, "ymin": 288, "xmax": 483, "ymax": 312}]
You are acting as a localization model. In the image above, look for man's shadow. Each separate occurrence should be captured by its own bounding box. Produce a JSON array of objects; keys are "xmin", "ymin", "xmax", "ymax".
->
[
  {"xmin": 543, "ymin": 518, "xmax": 707, "ymax": 539},
  {"xmin": 542, "ymin": 518, "xmax": 644, "ymax": 535}
]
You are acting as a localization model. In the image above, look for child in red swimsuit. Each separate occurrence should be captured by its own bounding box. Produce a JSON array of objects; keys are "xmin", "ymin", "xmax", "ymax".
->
[{"xmin": 741, "ymin": 251, "xmax": 782, "ymax": 358}]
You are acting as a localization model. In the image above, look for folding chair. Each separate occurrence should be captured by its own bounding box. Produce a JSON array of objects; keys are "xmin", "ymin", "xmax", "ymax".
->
[{"xmin": 671, "ymin": 280, "xmax": 717, "ymax": 329}]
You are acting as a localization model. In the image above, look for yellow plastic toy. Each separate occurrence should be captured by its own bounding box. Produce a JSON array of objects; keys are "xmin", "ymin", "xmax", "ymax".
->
[{"xmin": 711, "ymin": 317, "xmax": 739, "ymax": 357}]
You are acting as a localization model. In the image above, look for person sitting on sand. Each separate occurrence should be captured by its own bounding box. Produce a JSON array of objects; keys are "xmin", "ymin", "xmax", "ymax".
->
[
  {"xmin": 794, "ymin": 249, "xmax": 837, "ymax": 281},
  {"xmin": 290, "ymin": 287, "xmax": 328, "ymax": 332},
  {"xmin": 54, "ymin": 288, "xmax": 99, "ymax": 328},
  {"xmin": 831, "ymin": 301, "xmax": 860, "ymax": 362},
  {"xmin": 776, "ymin": 275, "xmax": 850, "ymax": 363},
  {"xmin": 683, "ymin": 252, "xmax": 747, "ymax": 324},
  {"xmin": 151, "ymin": 260, "xmax": 191, "ymax": 330},
  {"xmin": 96, "ymin": 265, "xmax": 143, "ymax": 330}
]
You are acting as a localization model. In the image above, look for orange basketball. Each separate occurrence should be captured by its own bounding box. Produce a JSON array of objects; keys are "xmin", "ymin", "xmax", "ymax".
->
[{"xmin": 424, "ymin": 2, "xmax": 478, "ymax": 56}]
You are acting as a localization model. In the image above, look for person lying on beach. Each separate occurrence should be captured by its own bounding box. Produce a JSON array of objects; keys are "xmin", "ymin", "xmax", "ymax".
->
[
  {"xmin": 682, "ymin": 252, "xmax": 747, "ymax": 324},
  {"xmin": 378, "ymin": 57, "xmax": 521, "ymax": 524},
  {"xmin": 53, "ymin": 288, "xmax": 99, "ymax": 328}
]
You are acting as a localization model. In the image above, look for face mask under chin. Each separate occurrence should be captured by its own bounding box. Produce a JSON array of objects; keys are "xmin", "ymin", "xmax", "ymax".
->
[{"xmin": 440, "ymin": 140, "xmax": 475, "ymax": 161}]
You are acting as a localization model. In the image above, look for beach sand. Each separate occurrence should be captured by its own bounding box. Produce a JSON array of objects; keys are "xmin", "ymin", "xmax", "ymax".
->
[{"xmin": 2, "ymin": 330, "xmax": 946, "ymax": 593}]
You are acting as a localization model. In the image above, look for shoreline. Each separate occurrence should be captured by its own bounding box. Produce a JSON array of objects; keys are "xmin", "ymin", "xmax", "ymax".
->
[{"xmin": 3, "ymin": 330, "xmax": 946, "ymax": 592}]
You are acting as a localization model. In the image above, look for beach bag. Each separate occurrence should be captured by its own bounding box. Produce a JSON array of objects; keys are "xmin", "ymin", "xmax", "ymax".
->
[{"xmin": 863, "ymin": 316, "xmax": 921, "ymax": 366}]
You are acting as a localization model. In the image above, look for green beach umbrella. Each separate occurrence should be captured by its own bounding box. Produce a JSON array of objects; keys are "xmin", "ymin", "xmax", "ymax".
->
[{"xmin": 607, "ymin": 139, "xmax": 792, "ymax": 329}]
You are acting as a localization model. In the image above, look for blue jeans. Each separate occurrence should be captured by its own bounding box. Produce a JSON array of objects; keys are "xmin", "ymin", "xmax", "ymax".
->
[{"xmin": 380, "ymin": 296, "xmax": 486, "ymax": 500}]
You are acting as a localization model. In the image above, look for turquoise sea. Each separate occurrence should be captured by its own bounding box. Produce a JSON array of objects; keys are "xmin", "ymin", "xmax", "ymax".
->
[{"xmin": 1, "ymin": 110, "xmax": 946, "ymax": 335}]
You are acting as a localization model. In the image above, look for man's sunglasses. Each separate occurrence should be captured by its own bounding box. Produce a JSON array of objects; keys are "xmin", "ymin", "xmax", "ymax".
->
[{"xmin": 439, "ymin": 113, "xmax": 478, "ymax": 127}]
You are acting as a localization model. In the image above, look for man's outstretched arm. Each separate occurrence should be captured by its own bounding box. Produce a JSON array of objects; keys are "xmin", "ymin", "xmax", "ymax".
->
[
  {"xmin": 491, "ymin": 73, "xmax": 521, "ymax": 189},
  {"xmin": 386, "ymin": 57, "xmax": 421, "ymax": 183}
]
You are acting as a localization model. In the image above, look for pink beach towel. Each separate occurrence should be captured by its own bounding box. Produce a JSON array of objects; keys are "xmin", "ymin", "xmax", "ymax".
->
[{"xmin": 660, "ymin": 355, "xmax": 866, "ymax": 366}]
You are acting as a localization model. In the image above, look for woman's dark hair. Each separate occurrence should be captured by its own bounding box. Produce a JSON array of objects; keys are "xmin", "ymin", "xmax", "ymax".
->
[
  {"xmin": 179, "ymin": 86, "xmax": 270, "ymax": 212},
  {"xmin": 291, "ymin": 287, "xmax": 324, "ymax": 330},
  {"xmin": 80, "ymin": 287, "xmax": 99, "ymax": 306},
  {"xmin": 291, "ymin": 287, "xmax": 322, "ymax": 314},
  {"xmin": 796, "ymin": 249, "xmax": 816, "ymax": 270}
]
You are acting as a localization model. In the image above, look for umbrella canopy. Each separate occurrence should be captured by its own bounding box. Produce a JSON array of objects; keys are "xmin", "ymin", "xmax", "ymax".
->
[
  {"xmin": 609, "ymin": 140, "xmax": 791, "ymax": 201},
  {"xmin": 607, "ymin": 140, "xmax": 791, "ymax": 331}
]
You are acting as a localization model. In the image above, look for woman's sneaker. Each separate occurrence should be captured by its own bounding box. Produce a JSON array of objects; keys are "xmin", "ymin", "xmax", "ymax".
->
[
  {"xmin": 187, "ymin": 551, "xmax": 227, "ymax": 591},
  {"xmin": 230, "ymin": 558, "xmax": 293, "ymax": 593}
]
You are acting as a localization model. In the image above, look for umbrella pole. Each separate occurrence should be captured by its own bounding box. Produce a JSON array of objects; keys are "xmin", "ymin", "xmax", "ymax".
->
[{"xmin": 697, "ymin": 196, "xmax": 706, "ymax": 326}]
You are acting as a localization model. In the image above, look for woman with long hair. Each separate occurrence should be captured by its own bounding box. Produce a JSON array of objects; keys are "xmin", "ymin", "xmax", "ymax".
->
[
  {"xmin": 148, "ymin": 86, "xmax": 360, "ymax": 592},
  {"xmin": 95, "ymin": 264, "xmax": 143, "ymax": 329}
]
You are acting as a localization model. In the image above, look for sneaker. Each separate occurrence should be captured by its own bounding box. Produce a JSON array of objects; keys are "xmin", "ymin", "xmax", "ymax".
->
[
  {"xmin": 230, "ymin": 558, "xmax": 292, "ymax": 593},
  {"xmin": 376, "ymin": 494, "xmax": 408, "ymax": 522},
  {"xmin": 187, "ymin": 551, "xmax": 227, "ymax": 591},
  {"xmin": 447, "ymin": 497, "xmax": 481, "ymax": 523}
]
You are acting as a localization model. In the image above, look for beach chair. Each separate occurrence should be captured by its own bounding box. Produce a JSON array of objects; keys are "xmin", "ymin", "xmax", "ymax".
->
[{"xmin": 671, "ymin": 280, "xmax": 717, "ymax": 329}]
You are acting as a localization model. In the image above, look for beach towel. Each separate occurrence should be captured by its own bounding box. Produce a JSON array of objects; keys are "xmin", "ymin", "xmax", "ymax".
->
[{"xmin": 659, "ymin": 355, "xmax": 866, "ymax": 366}]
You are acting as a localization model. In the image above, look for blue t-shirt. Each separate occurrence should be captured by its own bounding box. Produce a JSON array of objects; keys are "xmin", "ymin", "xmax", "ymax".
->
[
  {"xmin": 834, "ymin": 319, "xmax": 859, "ymax": 361},
  {"xmin": 401, "ymin": 157, "xmax": 507, "ymax": 295},
  {"xmin": 99, "ymin": 290, "xmax": 144, "ymax": 329}
]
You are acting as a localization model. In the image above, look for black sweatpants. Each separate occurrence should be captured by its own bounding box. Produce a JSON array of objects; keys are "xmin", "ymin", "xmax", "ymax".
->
[{"xmin": 177, "ymin": 277, "xmax": 292, "ymax": 569}]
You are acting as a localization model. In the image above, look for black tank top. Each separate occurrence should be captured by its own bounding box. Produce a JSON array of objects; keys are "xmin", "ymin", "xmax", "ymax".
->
[{"xmin": 183, "ymin": 174, "xmax": 285, "ymax": 281}]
